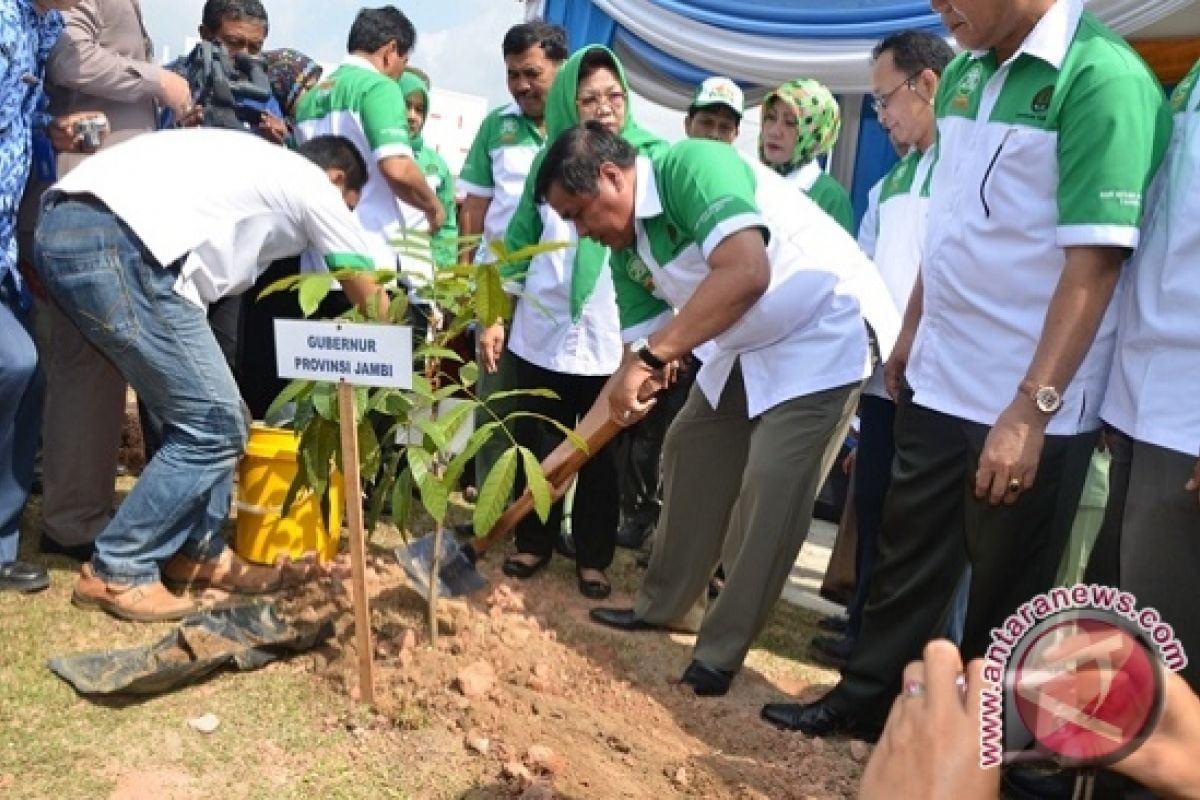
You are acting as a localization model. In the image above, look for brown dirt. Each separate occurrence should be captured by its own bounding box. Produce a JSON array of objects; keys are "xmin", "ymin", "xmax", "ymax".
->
[{"xmin": 273, "ymin": 548, "xmax": 868, "ymax": 800}]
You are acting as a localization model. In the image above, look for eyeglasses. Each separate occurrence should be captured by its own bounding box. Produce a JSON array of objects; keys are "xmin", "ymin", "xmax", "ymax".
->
[
  {"xmin": 576, "ymin": 89, "xmax": 625, "ymax": 113},
  {"xmin": 870, "ymin": 72, "xmax": 920, "ymax": 114}
]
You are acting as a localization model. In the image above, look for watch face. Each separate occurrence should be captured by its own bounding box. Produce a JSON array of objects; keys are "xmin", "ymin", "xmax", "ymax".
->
[{"xmin": 1034, "ymin": 386, "xmax": 1062, "ymax": 414}]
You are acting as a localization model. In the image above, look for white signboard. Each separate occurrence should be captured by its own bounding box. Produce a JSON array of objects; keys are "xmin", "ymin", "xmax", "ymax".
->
[{"xmin": 274, "ymin": 320, "xmax": 412, "ymax": 389}]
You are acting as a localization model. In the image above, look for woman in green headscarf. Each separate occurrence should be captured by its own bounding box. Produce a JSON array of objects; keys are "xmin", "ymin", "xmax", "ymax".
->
[
  {"xmin": 485, "ymin": 45, "xmax": 667, "ymax": 598},
  {"xmin": 759, "ymin": 79, "xmax": 855, "ymax": 233},
  {"xmin": 398, "ymin": 70, "xmax": 459, "ymax": 268}
]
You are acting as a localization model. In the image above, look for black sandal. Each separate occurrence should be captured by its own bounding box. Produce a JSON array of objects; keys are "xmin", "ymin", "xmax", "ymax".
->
[
  {"xmin": 502, "ymin": 553, "xmax": 551, "ymax": 579},
  {"xmin": 576, "ymin": 568, "xmax": 611, "ymax": 600}
]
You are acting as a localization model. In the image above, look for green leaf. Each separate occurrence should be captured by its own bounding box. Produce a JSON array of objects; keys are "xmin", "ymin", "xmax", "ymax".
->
[
  {"xmin": 487, "ymin": 239, "xmax": 509, "ymax": 263},
  {"xmin": 298, "ymin": 274, "xmax": 335, "ymax": 317},
  {"xmin": 406, "ymin": 448, "xmax": 448, "ymax": 524},
  {"xmin": 415, "ymin": 418, "xmax": 448, "ymax": 451},
  {"xmin": 409, "ymin": 373, "xmax": 436, "ymax": 401},
  {"xmin": 473, "ymin": 446, "xmax": 517, "ymax": 535},
  {"xmin": 484, "ymin": 387, "xmax": 559, "ymax": 404},
  {"xmin": 369, "ymin": 388, "xmax": 412, "ymax": 416},
  {"xmin": 437, "ymin": 399, "xmax": 476, "ymax": 444},
  {"xmin": 502, "ymin": 411, "xmax": 587, "ymax": 454},
  {"xmin": 414, "ymin": 345, "xmax": 464, "ymax": 363},
  {"xmin": 357, "ymin": 417, "xmax": 382, "ymax": 485},
  {"xmin": 443, "ymin": 419, "xmax": 498, "ymax": 491},
  {"xmin": 389, "ymin": 292, "xmax": 410, "ymax": 325},
  {"xmin": 459, "ymin": 362, "xmax": 479, "ymax": 389},
  {"xmin": 312, "ymin": 383, "xmax": 337, "ymax": 421},
  {"xmin": 504, "ymin": 240, "xmax": 569, "ymax": 264},
  {"xmin": 354, "ymin": 386, "xmax": 370, "ymax": 421},
  {"xmin": 474, "ymin": 262, "xmax": 511, "ymax": 327},
  {"xmin": 390, "ymin": 465, "xmax": 414, "ymax": 536},
  {"xmin": 367, "ymin": 447, "xmax": 403, "ymax": 532},
  {"xmin": 264, "ymin": 379, "xmax": 314, "ymax": 425},
  {"xmin": 257, "ymin": 272, "xmax": 306, "ymax": 301},
  {"xmin": 519, "ymin": 446, "xmax": 552, "ymax": 523}
]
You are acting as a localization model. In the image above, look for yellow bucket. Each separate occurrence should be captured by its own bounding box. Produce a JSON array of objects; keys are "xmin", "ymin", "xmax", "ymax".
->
[{"xmin": 234, "ymin": 424, "xmax": 343, "ymax": 564}]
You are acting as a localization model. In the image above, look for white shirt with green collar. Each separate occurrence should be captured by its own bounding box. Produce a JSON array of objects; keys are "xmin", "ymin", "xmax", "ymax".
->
[
  {"xmin": 612, "ymin": 140, "xmax": 899, "ymax": 418},
  {"xmin": 1103, "ymin": 59, "xmax": 1200, "ymax": 457},
  {"xmin": 908, "ymin": 0, "xmax": 1170, "ymax": 434},
  {"xmin": 458, "ymin": 103, "xmax": 544, "ymax": 263},
  {"xmin": 863, "ymin": 146, "xmax": 935, "ymax": 399}
]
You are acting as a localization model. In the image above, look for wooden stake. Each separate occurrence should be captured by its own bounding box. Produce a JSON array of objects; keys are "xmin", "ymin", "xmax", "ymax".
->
[{"xmin": 338, "ymin": 380, "xmax": 375, "ymax": 705}]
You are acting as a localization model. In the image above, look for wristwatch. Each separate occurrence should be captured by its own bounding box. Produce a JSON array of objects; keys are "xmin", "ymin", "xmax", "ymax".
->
[
  {"xmin": 630, "ymin": 337, "xmax": 666, "ymax": 370},
  {"xmin": 1020, "ymin": 380, "xmax": 1063, "ymax": 415}
]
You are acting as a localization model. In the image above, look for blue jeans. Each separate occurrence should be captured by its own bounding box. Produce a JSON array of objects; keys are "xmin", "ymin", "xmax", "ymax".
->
[
  {"xmin": 33, "ymin": 197, "xmax": 246, "ymax": 585},
  {"xmin": 0, "ymin": 270, "xmax": 43, "ymax": 564}
]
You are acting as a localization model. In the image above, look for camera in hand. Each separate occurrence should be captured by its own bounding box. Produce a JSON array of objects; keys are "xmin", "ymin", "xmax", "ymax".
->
[
  {"xmin": 72, "ymin": 117, "xmax": 106, "ymax": 151},
  {"xmin": 183, "ymin": 40, "xmax": 272, "ymax": 130}
]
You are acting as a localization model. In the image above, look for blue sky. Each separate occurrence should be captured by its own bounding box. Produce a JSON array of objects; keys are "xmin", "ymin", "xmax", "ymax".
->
[{"xmin": 141, "ymin": 0, "xmax": 529, "ymax": 106}]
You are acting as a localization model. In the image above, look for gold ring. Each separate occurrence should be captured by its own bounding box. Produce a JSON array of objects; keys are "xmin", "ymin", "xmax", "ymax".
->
[{"xmin": 1007, "ymin": 478, "xmax": 1022, "ymax": 493}]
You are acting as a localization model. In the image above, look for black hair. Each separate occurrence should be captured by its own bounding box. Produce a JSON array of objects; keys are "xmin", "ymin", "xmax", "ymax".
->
[
  {"xmin": 502, "ymin": 20, "xmax": 568, "ymax": 63},
  {"xmin": 347, "ymin": 6, "xmax": 417, "ymax": 56},
  {"xmin": 534, "ymin": 121, "xmax": 637, "ymax": 204},
  {"xmin": 201, "ymin": 0, "xmax": 268, "ymax": 34},
  {"xmin": 298, "ymin": 136, "xmax": 369, "ymax": 192},
  {"xmin": 577, "ymin": 47, "xmax": 620, "ymax": 83},
  {"xmin": 872, "ymin": 30, "xmax": 956, "ymax": 76}
]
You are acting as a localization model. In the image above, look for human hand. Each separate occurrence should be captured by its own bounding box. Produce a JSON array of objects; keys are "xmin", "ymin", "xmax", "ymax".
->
[
  {"xmin": 1112, "ymin": 667, "xmax": 1200, "ymax": 799},
  {"xmin": 884, "ymin": 326, "xmax": 915, "ymax": 401},
  {"xmin": 49, "ymin": 112, "xmax": 109, "ymax": 153},
  {"xmin": 608, "ymin": 352, "xmax": 658, "ymax": 427},
  {"xmin": 257, "ymin": 111, "xmax": 290, "ymax": 145},
  {"xmin": 158, "ymin": 70, "xmax": 192, "ymax": 115},
  {"xmin": 479, "ymin": 320, "xmax": 505, "ymax": 374},
  {"xmin": 975, "ymin": 400, "xmax": 1046, "ymax": 505},
  {"xmin": 426, "ymin": 202, "xmax": 446, "ymax": 235},
  {"xmin": 175, "ymin": 103, "xmax": 205, "ymax": 127},
  {"xmin": 1184, "ymin": 456, "xmax": 1200, "ymax": 504},
  {"xmin": 859, "ymin": 640, "xmax": 1000, "ymax": 800}
]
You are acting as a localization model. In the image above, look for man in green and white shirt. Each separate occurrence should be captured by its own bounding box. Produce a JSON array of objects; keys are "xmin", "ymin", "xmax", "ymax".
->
[
  {"xmin": 772, "ymin": 0, "xmax": 1171, "ymax": 739},
  {"xmin": 458, "ymin": 21, "xmax": 567, "ymax": 265},
  {"xmin": 1096, "ymin": 58, "xmax": 1200, "ymax": 693},
  {"xmin": 534, "ymin": 124, "xmax": 899, "ymax": 696},
  {"xmin": 293, "ymin": 6, "xmax": 442, "ymax": 281}
]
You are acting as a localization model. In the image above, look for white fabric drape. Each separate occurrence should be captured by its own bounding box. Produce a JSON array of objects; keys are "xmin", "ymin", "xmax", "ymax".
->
[{"xmin": 597, "ymin": 0, "xmax": 1194, "ymax": 103}]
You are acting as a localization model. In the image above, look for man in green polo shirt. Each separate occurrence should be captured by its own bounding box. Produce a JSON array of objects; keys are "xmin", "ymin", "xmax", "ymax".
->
[
  {"xmin": 763, "ymin": 0, "xmax": 1171, "ymax": 739},
  {"xmin": 294, "ymin": 6, "xmax": 443, "ymax": 279},
  {"xmin": 458, "ymin": 20, "xmax": 567, "ymax": 495},
  {"xmin": 534, "ymin": 122, "xmax": 899, "ymax": 697}
]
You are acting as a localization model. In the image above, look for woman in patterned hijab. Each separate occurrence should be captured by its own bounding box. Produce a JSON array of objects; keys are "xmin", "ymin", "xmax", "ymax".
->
[
  {"xmin": 265, "ymin": 48, "xmax": 323, "ymax": 121},
  {"xmin": 758, "ymin": 79, "xmax": 854, "ymax": 232}
]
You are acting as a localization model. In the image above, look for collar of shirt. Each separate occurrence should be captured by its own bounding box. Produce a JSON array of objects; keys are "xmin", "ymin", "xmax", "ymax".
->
[
  {"xmin": 970, "ymin": 0, "xmax": 1081, "ymax": 69},
  {"xmin": 633, "ymin": 156, "xmax": 662, "ymax": 221},
  {"xmin": 341, "ymin": 54, "xmax": 381, "ymax": 75}
]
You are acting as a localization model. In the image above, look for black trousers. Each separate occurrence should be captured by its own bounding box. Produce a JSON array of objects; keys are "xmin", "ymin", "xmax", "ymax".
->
[
  {"xmin": 510, "ymin": 354, "xmax": 617, "ymax": 571},
  {"xmin": 829, "ymin": 388, "xmax": 1096, "ymax": 724},
  {"xmin": 846, "ymin": 393, "xmax": 897, "ymax": 634}
]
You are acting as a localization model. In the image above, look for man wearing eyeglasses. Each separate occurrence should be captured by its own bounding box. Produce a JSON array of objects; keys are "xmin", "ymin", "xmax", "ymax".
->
[
  {"xmin": 765, "ymin": 0, "xmax": 1171, "ymax": 740},
  {"xmin": 801, "ymin": 29, "xmax": 956, "ymax": 673}
]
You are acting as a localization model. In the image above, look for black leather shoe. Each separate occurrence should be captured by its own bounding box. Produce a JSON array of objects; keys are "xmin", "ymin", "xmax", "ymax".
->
[
  {"xmin": 760, "ymin": 699, "xmax": 881, "ymax": 741},
  {"xmin": 615, "ymin": 518, "xmax": 653, "ymax": 550},
  {"xmin": 39, "ymin": 536, "xmax": 95, "ymax": 562},
  {"xmin": 817, "ymin": 614, "xmax": 850, "ymax": 635},
  {"xmin": 680, "ymin": 659, "xmax": 735, "ymax": 697},
  {"xmin": 810, "ymin": 634, "xmax": 856, "ymax": 669},
  {"xmin": 501, "ymin": 553, "xmax": 551, "ymax": 579},
  {"xmin": 589, "ymin": 607, "xmax": 662, "ymax": 631},
  {"xmin": 0, "ymin": 561, "xmax": 50, "ymax": 593},
  {"xmin": 576, "ymin": 568, "xmax": 611, "ymax": 600}
]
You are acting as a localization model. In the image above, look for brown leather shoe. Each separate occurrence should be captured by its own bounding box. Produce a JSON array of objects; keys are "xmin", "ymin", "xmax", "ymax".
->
[
  {"xmin": 162, "ymin": 549, "xmax": 283, "ymax": 595},
  {"xmin": 72, "ymin": 564, "xmax": 196, "ymax": 622}
]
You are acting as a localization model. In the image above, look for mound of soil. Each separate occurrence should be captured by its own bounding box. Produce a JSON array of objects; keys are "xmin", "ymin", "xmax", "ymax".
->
[{"xmin": 274, "ymin": 548, "xmax": 868, "ymax": 799}]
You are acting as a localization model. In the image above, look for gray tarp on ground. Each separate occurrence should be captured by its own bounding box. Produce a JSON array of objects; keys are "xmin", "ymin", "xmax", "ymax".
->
[{"xmin": 48, "ymin": 603, "xmax": 332, "ymax": 696}]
